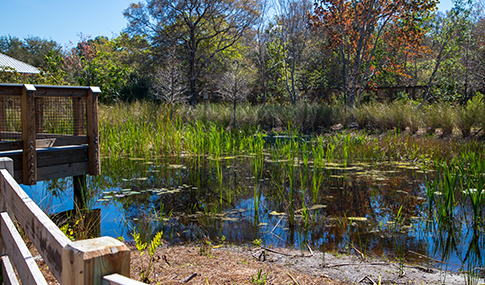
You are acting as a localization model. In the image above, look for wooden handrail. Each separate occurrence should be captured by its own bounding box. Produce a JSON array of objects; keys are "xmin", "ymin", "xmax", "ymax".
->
[
  {"xmin": 0, "ymin": 158, "xmax": 141, "ymax": 285},
  {"xmin": 0, "ymin": 84, "xmax": 102, "ymax": 185}
]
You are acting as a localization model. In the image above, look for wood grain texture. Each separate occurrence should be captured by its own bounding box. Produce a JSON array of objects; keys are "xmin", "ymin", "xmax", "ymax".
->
[
  {"xmin": 0, "ymin": 212, "xmax": 48, "ymax": 285},
  {"xmin": 21, "ymin": 84, "xmax": 37, "ymax": 185},
  {"xmin": 0, "ymin": 169, "xmax": 70, "ymax": 282},
  {"xmin": 62, "ymin": 237, "xmax": 131, "ymax": 285},
  {"xmin": 1, "ymin": 255, "xmax": 21, "ymax": 285},
  {"xmin": 87, "ymin": 87, "xmax": 100, "ymax": 176}
]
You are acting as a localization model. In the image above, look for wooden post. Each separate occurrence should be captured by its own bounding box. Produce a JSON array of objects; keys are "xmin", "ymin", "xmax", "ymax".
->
[
  {"xmin": 21, "ymin": 84, "xmax": 37, "ymax": 185},
  {"xmin": 73, "ymin": 174, "xmax": 87, "ymax": 211},
  {"xmin": 86, "ymin": 87, "xmax": 100, "ymax": 176},
  {"xmin": 62, "ymin": 237, "xmax": 131, "ymax": 285}
]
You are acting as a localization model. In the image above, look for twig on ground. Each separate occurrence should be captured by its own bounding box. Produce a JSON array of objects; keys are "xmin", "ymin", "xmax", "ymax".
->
[
  {"xmin": 286, "ymin": 272, "xmax": 300, "ymax": 285},
  {"xmin": 181, "ymin": 272, "xmax": 198, "ymax": 283},
  {"xmin": 358, "ymin": 275, "xmax": 377, "ymax": 285},
  {"xmin": 406, "ymin": 251, "xmax": 461, "ymax": 267},
  {"xmin": 306, "ymin": 243, "xmax": 314, "ymax": 256},
  {"xmin": 261, "ymin": 247, "xmax": 313, "ymax": 258},
  {"xmin": 162, "ymin": 254, "xmax": 171, "ymax": 266},
  {"xmin": 324, "ymin": 262, "xmax": 389, "ymax": 268},
  {"xmin": 350, "ymin": 243, "xmax": 365, "ymax": 260}
]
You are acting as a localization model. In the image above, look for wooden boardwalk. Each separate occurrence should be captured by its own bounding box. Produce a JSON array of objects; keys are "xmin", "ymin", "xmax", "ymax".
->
[
  {"xmin": 0, "ymin": 83, "xmax": 100, "ymax": 185},
  {"xmin": 0, "ymin": 84, "xmax": 145, "ymax": 284}
]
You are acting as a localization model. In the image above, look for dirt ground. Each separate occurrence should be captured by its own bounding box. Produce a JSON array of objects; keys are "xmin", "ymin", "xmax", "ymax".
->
[{"xmin": 35, "ymin": 243, "xmax": 481, "ymax": 284}]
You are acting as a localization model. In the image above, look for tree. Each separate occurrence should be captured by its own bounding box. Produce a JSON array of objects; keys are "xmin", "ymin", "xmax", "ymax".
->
[
  {"xmin": 421, "ymin": 0, "xmax": 474, "ymax": 104},
  {"xmin": 123, "ymin": 0, "xmax": 260, "ymax": 105},
  {"xmin": 310, "ymin": 0, "xmax": 437, "ymax": 105},
  {"xmin": 0, "ymin": 36, "xmax": 62, "ymax": 71},
  {"xmin": 218, "ymin": 60, "xmax": 252, "ymax": 127},
  {"xmin": 152, "ymin": 47, "xmax": 187, "ymax": 119},
  {"xmin": 272, "ymin": 0, "xmax": 313, "ymax": 104},
  {"xmin": 64, "ymin": 34, "xmax": 142, "ymax": 102}
]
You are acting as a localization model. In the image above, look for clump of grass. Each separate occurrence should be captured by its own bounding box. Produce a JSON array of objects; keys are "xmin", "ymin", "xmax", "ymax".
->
[{"xmin": 456, "ymin": 94, "xmax": 482, "ymax": 138}]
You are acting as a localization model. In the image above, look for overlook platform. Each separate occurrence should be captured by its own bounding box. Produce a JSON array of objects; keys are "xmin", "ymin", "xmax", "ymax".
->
[{"xmin": 0, "ymin": 83, "xmax": 100, "ymax": 185}]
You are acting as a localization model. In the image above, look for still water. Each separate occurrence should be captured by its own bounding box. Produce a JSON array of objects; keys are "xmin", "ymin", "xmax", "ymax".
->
[{"xmin": 22, "ymin": 154, "xmax": 485, "ymax": 274}]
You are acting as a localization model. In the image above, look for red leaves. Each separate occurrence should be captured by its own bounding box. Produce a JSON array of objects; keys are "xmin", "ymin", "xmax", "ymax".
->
[{"xmin": 311, "ymin": 0, "xmax": 437, "ymax": 81}]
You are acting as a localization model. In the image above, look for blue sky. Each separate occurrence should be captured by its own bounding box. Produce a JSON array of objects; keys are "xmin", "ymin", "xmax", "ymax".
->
[{"xmin": 1, "ymin": 0, "xmax": 454, "ymax": 48}]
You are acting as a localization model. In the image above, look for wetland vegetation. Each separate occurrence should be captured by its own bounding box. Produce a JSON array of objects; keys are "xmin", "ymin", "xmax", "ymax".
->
[{"xmin": 27, "ymin": 100, "xmax": 485, "ymax": 283}]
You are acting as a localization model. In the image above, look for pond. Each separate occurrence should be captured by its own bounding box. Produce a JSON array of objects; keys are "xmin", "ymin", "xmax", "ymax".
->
[{"xmin": 22, "ymin": 153, "xmax": 485, "ymax": 274}]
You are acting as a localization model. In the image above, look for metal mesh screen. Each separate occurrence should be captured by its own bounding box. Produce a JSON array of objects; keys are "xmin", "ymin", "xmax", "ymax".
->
[
  {"xmin": 37, "ymin": 96, "xmax": 87, "ymax": 137},
  {"xmin": 0, "ymin": 96, "xmax": 22, "ymax": 141}
]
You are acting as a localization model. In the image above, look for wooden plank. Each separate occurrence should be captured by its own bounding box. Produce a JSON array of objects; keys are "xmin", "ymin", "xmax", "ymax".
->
[
  {"xmin": 37, "ymin": 145, "xmax": 88, "ymax": 167},
  {"xmin": 87, "ymin": 87, "xmax": 100, "ymax": 176},
  {"xmin": 102, "ymin": 274, "xmax": 148, "ymax": 285},
  {"xmin": 0, "ymin": 132, "xmax": 22, "ymax": 140},
  {"xmin": 0, "ymin": 141, "xmax": 23, "ymax": 151},
  {"xmin": 36, "ymin": 136, "xmax": 89, "ymax": 148},
  {"xmin": 21, "ymin": 84, "xmax": 37, "ymax": 185},
  {"xmin": 0, "ymin": 85, "xmax": 23, "ymax": 96},
  {"xmin": 34, "ymin": 87, "xmax": 88, "ymax": 97},
  {"xmin": 0, "ymin": 169, "xmax": 71, "ymax": 282},
  {"xmin": 0, "ymin": 158, "xmax": 14, "ymax": 177},
  {"xmin": 62, "ymin": 237, "xmax": 131, "ymax": 285},
  {"xmin": 1, "ymin": 255, "xmax": 21, "ymax": 285},
  {"xmin": 0, "ymin": 145, "xmax": 89, "ymax": 183},
  {"xmin": 37, "ymin": 162, "xmax": 88, "ymax": 181},
  {"xmin": 0, "ymin": 212, "xmax": 48, "ymax": 285}
]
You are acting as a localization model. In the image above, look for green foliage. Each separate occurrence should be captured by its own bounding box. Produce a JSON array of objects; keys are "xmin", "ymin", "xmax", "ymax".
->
[
  {"xmin": 133, "ymin": 230, "xmax": 163, "ymax": 282},
  {"xmin": 250, "ymin": 269, "xmax": 268, "ymax": 285}
]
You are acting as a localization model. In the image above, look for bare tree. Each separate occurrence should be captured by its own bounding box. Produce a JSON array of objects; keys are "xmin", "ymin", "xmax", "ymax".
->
[
  {"xmin": 152, "ymin": 47, "xmax": 187, "ymax": 119},
  {"xmin": 218, "ymin": 61, "xmax": 252, "ymax": 127},
  {"xmin": 124, "ymin": 0, "xmax": 260, "ymax": 106}
]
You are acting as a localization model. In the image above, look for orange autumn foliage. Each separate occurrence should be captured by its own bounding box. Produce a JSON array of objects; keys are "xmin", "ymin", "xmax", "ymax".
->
[{"xmin": 309, "ymin": 0, "xmax": 437, "ymax": 104}]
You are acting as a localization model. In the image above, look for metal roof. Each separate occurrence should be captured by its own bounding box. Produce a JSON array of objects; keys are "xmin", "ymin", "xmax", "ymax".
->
[{"xmin": 0, "ymin": 53, "xmax": 40, "ymax": 74}]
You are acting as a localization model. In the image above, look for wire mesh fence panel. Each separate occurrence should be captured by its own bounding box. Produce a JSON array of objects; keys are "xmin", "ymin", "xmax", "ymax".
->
[
  {"xmin": 36, "ymin": 96, "xmax": 87, "ymax": 137},
  {"xmin": 0, "ymin": 96, "xmax": 22, "ymax": 141}
]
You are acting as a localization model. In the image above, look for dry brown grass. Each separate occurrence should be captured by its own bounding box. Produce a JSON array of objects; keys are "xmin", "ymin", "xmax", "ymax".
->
[{"xmin": 34, "ymin": 244, "xmax": 341, "ymax": 285}]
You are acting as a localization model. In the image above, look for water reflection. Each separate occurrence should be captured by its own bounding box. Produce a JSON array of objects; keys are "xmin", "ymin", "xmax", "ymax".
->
[{"xmin": 23, "ymin": 155, "xmax": 485, "ymax": 274}]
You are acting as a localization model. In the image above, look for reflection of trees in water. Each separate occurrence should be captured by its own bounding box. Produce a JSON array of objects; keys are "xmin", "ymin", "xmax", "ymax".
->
[{"xmin": 79, "ymin": 156, "xmax": 484, "ymax": 272}]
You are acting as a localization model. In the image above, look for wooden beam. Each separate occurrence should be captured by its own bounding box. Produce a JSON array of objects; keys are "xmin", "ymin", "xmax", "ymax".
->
[
  {"xmin": 0, "ymin": 85, "xmax": 23, "ymax": 96},
  {"xmin": 62, "ymin": 237, "xmax": 131, "ymax": 285},
  {"xmin": 21, "ymin": 84, "xmax": 37, "ymax": 185},
  {"xmin": 36, "ymin": 136, "xmax": 89, "ymax": 148},
  {"xmin": 33, "ymin": 87, "xmax": 88, "ymax": 97},
  {"xmin": 86, "ymin": 87, "xmax": 100, "ymax": 176},
  {"xmin": 0, "ymin": 169, "xmax": 71, "ymax": 282},
  {"xmin": 1, "ymin": 255, "xmax": 21, "ymax": 285},
  {"xmin": 0, "ymin": 212, "xmax": 48, "ymax": 285}
]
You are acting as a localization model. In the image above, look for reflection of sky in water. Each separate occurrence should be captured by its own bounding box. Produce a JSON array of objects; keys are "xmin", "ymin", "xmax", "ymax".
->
[{"xmin": 21, "ymin": 158, "xmax": 485, "ymax": 273}]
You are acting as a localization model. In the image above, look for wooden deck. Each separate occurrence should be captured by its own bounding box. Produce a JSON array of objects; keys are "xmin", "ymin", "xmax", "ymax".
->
[
  {"xmin": 0, "ymin": 84, "xmax": 147, "ymax": 284},
  {"xmin": 0, "ymin": 83, "xmax": 100, "ymax": 185}
]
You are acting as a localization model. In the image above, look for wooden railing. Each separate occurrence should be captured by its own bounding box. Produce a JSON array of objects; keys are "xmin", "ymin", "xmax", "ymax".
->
[
  {"xmin": 0, "ymin": 157, "xmax": 146, "ymax": 285},
  {"xmin": 0, "ymin": 83, "xmax": 101, "ymax": 185}
]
